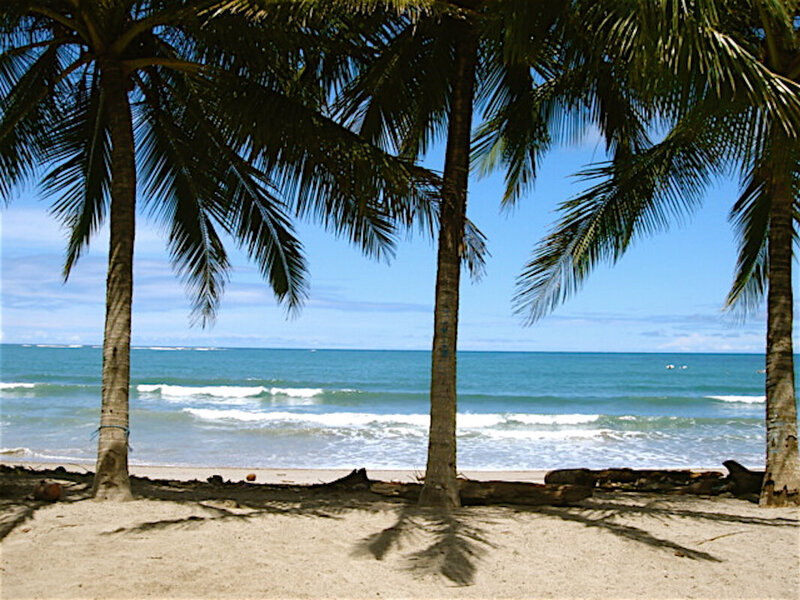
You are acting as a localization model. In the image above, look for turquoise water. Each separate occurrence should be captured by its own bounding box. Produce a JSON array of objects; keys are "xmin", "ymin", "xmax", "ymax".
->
[{"xmin": 0, "ymin": 344, "xmax": 779, "ymax": 470}]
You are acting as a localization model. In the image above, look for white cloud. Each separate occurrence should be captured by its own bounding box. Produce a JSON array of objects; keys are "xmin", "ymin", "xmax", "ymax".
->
[{"xmin": 658, "ymin": 332, "xmax": 765, "ymax": 353}]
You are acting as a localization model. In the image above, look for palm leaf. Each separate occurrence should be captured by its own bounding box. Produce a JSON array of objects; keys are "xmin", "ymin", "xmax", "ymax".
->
[
  {"xmin": 514, "ymin": 108, "xmax": 726, "ymax": 323},
  {"xmin": 43, "ymin": 64, "xmax": 111, "ymax": 278}
]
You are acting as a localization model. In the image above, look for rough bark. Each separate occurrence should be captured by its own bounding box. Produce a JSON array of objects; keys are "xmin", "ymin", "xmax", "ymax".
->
[
  {"xmin": 419, "ymin": 21, "xmax": 478, "ymax": 510},
  {"xmin": 761, "ymin": 176, "xmax": 800, "ymax": 507},
  {"xmin": 92, "ymin": 63, "xmax": 135, "ymax": 501}
]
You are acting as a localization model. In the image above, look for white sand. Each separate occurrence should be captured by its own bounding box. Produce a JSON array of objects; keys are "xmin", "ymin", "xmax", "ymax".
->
[{"xmin": 1, "ymin": 462, "xmax": 798, "ymax": 599}]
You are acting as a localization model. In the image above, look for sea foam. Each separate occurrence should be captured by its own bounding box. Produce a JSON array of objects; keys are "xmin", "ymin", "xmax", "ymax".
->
[
  {"xmin": 0, "ymin": 446, "xmax": 85, "ymax": 461},
  {"xmin": 137, "ymin": 384, "xmax": 326, "ymax": 405},
  {"xmin": 184, "ymin": 409, "xmax": 429, "ymax": 427},
  {"xmin": 0, "ymin": 382, "xmax": 36, "ymax": 390},
  {"xmin": 709, "ymin": 395, "xmax": 765, "ymax": 404},
  {"xmin": 35, "ymin": 344, "xmax": 82, "ymax": 348},
  {"xmin": 183, "ymin": 409, "xmax": 603, "ymax": 431},
  {"xmin": 139, "ymin": 384, "xmax": 267, "ymax": 398}
]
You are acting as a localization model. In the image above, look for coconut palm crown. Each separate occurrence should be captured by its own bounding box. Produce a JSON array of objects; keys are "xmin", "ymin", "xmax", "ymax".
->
[
  {"xmin": 514, "ymin": 0, "xmax": 800, "ymax": 506},
  {"xmin": 1, "ymin": 0, "xmax": 438, "ymax": 500},
  {"xmin": 324, "ymin": 0, "xmax": 677, "ymax": 507}
]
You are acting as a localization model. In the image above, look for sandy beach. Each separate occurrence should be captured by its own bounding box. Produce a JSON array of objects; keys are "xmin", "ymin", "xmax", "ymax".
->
[{"xmin": 1, "ymin": 461, "xmax": 798, "ymax": 599}]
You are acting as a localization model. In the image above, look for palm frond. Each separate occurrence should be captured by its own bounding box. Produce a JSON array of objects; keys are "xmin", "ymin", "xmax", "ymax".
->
[
  {"xmin": 727, "ymin": 149, "xmax": 800, "ymax": 316},
  {"xmin": 462, "ymin": 217, "xmax": 487, "ymax": 281},
  {"xmin": 44, "ymin": 65, "xmax": 111, "ymax": 278},
  {"xmin": 514, "ymin": 110, "xmax": 725, "ymax": 323},
  {"xmin": 222, "ymin": 162, "xmax": 309, "ymax": 314},
  {"xmin": 335, "ymin": 15, "xmax": 454, "ymax": 159},
  {"xmin": 134, "ymin": 69, "xmax": 234, "ymax": 324},
  {"xmin": 211, "ymin": 71, "xmax": 440, "ymax": 260},
  {"xmin": 0, "ymin": 42, "xmax": 64, "ymax": 201},
  {"xmin": 726, "ymin": 166, "xmax": 771, "ymax": 315}
]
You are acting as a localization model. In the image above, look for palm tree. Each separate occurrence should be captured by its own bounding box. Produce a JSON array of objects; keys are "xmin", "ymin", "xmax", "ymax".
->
[
  {"xmin": 513, "ymin": 1, "xmax": 800, "ymax": 507},
  {"xmin": 333, "ymin": 0, "xmax": 680, "ymax": 508},
  {"xmin": 1, "ymin": 0, "xmax": 436, "ymax": 500},
  {"xmin": 331, "ymin": 1, "xmax": 534, "ymax": 507}
]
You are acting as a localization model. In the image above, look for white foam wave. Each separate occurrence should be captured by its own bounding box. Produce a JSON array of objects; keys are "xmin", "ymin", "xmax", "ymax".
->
[
  {"xmin": 1, "ymin": 382, "xmax": 36, "ymax": 390},
  {"xmin": 709, "ymin": 395, "xmax": 765, "ymax": 404},
  {"xmin": 35, "ymin": 344, "xmax": 82, "ymax": 348},
  {"xmin": 183, "ymin": 409, "xmax": 603, "ymax": 431},
  {"xmin": 137, "ymin": 384, "xmax": 326, "ymax": 405},
  {"xmin": 483, "ymin": 429, "xmax": 610, "ymax": 441},
  {"xmin": 0, "ymin": 447, "xmax": 84, "ymax": 461},
  {"xmin": 134, "ymin": 346, "xmax": 219, "ymax": 351},
  {"xmin": 0, "ymin": 447, "xmax": 31, "ymax": 456},
  {"xmin": 185, "ymin": 409, "xmax": 429, "ymax": 427},
  {"xmin": 269, "ymin": 387, "xmax": 324, "ymax": 398},
  {"xmin": 139, "ymin": 384, "xmax": 264, "ymax": 399},
  {"xmin": 508, "ymin": 413, "xmax": 600, "ymax": 426}
]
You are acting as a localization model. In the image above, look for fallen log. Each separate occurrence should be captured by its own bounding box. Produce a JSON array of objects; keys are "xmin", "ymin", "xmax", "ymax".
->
[
  {"xmin": 545, "ymin": 468, "xmax": 727, "ymax": 495},
  {"xmin": 544, "ymin": 468, "xmax": 597, "ymax": 487},
  {"xmin": 594, "ymin": 468, "xmax": 712, "ymax": 486},
  {"xmin": 369, "ymin": 481, "xmax": 421, "ymax": 501},
  {"xmin": 723, "ymin": 460, "xmax": 763, "ymax": 496},
  {"xmin": 318, "ymin": 468, "xmax": 374, "ymax": 490},
  {"xmin": 370, "ymin": 479, "xmax": 592, "ymax": 506},
  {"xmin": 459, "ymin": 480, "xmax": 592, "ymax": 506}
]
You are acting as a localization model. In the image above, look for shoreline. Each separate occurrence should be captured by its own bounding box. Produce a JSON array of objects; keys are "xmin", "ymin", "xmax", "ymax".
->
[
  {"xmin": 1, "ymin": 459, "xmax": 551, "ymax": 484},
  {"xmin": 2, "ymin": 459, "xmax": 731, "ymax": 486}
]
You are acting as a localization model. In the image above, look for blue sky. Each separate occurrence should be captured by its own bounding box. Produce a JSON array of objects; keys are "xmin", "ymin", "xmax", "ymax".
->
[{"xmin": 1, "ymin": 134, "xmax": 795, "ymax": 353}]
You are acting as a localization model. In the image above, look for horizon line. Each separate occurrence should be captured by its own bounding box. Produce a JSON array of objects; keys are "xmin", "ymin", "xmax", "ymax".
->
[{"xmin": 0, "ymin": 342, "xmax": 768, "ymax": 356}]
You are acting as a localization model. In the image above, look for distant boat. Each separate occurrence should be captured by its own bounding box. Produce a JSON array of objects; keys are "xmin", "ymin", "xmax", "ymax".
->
[{"xmin": 666, "ymin": 364, "xmax": 675, "ymax": 369}]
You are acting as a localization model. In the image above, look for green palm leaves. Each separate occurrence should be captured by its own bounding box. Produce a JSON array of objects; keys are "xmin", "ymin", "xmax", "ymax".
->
[
  {"xmin": 512, "ymin": 0, "xmax": 800, "ymax": 506},
  {"xmin": 514, "ymin": 0, "xmax": 800, "ymax": 323},
  {"xmin": 1, "ymin": 0, "xmax": 440, "ymax": 498},
  {"xmin": 1, "ymin": 1, "xmax": 436, "ymax": 322}
]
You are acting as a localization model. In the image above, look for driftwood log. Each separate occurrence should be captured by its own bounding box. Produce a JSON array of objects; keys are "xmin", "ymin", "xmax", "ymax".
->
[
  {"xmin": 544, "ymin": 462, "xmax": 765, "ymax": 498},
  {"xmin": 459, "ymin": 480, "xmax": 592, "ymax": 506},
  {"xmin": 370, "ymin": 479, "xmax": 592, "ymax": 506},
  {"xmin": 314, "ymin": 468, "xmax": 374, "ymax": 490},
  {"xmin": 722, "ymin": 460, "xmax": 764, "ymax": 496},
  {"xmin": 545, "ymin": 468, "xmax": 726, "ymax": 490}
]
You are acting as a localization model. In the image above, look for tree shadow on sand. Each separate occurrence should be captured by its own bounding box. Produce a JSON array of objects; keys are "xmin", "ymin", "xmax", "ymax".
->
[
  {"xmin": 3, "ymin": 465, "xmax": 798, "ymax": 586},
  {"xmin": 508, "ymin": 491, "xmax": 798, "ymax": 564},
  {"xmin": 349, "ymin": 489, "xmax": 799, "ymax": 584},
  {"xmin": 352, "ymin": 505, "xmax": 496, "ymax": 586},
  {"xmin": 0, "ymin": 465, "xmax": 93, "ymax": 540}
]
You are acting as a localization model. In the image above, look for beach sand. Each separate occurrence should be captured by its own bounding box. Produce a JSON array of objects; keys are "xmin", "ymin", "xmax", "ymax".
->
[{"xmin": 1, "ymin": 461, "xmax": 798, "ymax": 599}]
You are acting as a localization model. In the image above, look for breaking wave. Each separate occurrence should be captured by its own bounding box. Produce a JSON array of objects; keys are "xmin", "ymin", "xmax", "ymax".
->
[{"xmin": 708, "ymin": 395, "xmax": 765, "ymax": 404}]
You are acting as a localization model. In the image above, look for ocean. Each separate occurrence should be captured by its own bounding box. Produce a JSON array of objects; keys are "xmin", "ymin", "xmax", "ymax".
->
[{"xmin": 0, "ymin": 344, "xmax": 776, "ymax": 471}]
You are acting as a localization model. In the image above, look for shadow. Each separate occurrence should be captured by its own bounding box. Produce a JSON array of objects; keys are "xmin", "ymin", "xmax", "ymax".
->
[
  {"xmin": 575, "ymin": 495, "xmax": 799, "ymax": 527},
  {"xmin": 352, "ymin": 505, "xmax": 495, "ymax": 586},
  {"xmin": 536, "ymin": 505, "xmax": 721, "ymax": 561},
  {"xmin": 0, "ymin": 465, "xmax": 93, "ymax": 541},
  {"xmin": 3, "ymin": 465, "xmax": 798, "ymax": 582},
  {"xmin": 0, "ymin": 502, "xmax": 40, "ymax": 540},
  {"xmin": 506, "ymin": 491, "xmax": 799, "ymax": 563}
]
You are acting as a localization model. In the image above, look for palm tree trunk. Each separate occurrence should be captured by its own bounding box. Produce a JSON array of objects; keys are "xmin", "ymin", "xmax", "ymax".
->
[
  {"xmin": 92, "ymin": 63, "xmax": 135, "ymax": 501},
  {"xmin": 418, "ymin": 23, "xmax": 478, "ymax": 509},
  {"xmin": 761, "ymin": 176, "xmax": 800, "ymax": 507}
]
